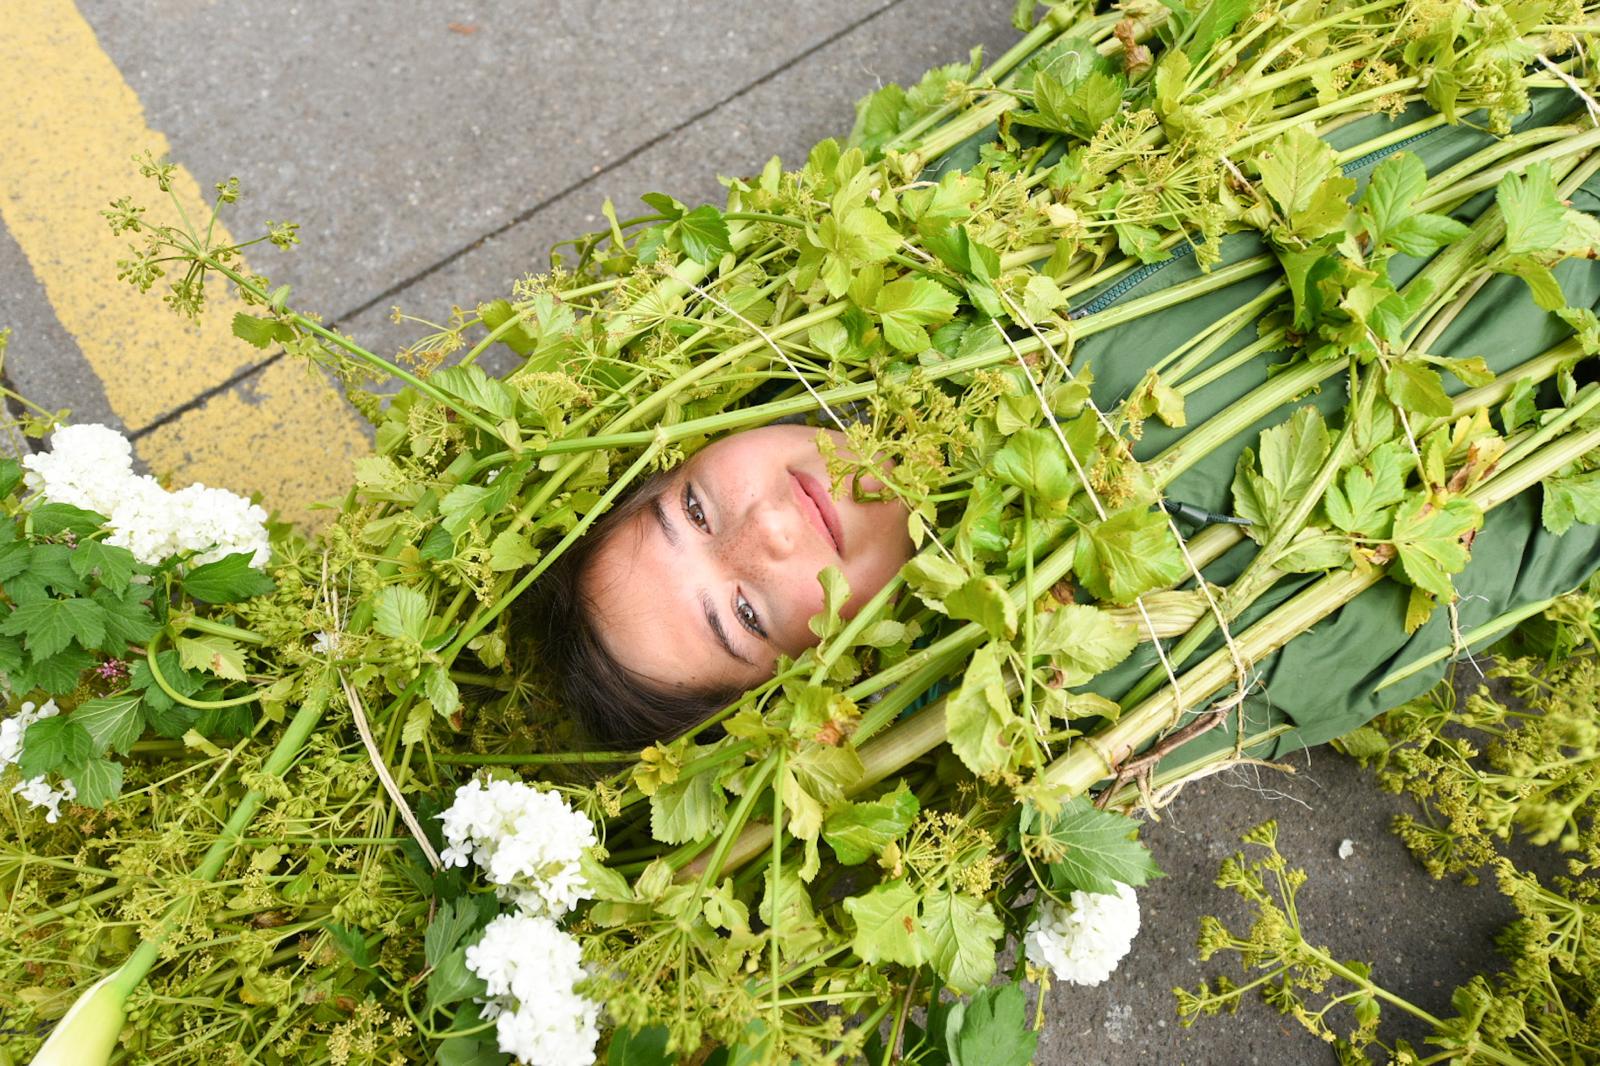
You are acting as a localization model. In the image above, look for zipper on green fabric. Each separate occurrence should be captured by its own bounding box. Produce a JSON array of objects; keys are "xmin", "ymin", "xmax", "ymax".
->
[{"xmin": 1067, "ymin": 124, "xmax": 1448, "ymax": 322}]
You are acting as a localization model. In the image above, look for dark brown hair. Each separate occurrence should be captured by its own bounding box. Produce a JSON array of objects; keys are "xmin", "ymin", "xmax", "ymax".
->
[{"xmin": 520, "ymin": 470, "xmax": 742, "ymax": 748}]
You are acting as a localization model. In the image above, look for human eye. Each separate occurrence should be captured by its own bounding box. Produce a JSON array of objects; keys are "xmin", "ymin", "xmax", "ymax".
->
[
  {"xmin": 682, "ymin": 481, "xmax": 709, "ymax": 531},
  {"xmin": 734, "ymin": 590, "xmax": 766, "ymax": 639}
]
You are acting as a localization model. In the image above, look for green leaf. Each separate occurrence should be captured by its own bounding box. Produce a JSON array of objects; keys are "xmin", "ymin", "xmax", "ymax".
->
[
  {"xmin": 181, "ymin": 552, "xmax": 274, "ymax": 603},
  {"xmin": 1073, "ymin": 505, "xmax": 1188, "ymax": 605},
  {"xmin": 640, "ymin": 192, "xmax": 685, "ymax": 220},
  {"xmin": 425, "ymin": 896, "xmax": 483, "ymax": 969},
  {"xmin": 902, "ymin": 554, "xmax": 969, "ymax": 612},
  {"xmin": 1326, "ymin": 442, "xmax": 1410, "ymax": 534},
  {"xmin": 650, "ymin": 768, "xmax": 727, "ymax": 845},
  {"xmin": 874, "ymin": 277, "xmax": 959, "ymax": 352},
  {"xmin": 432, "ymin": 365, "xmax": 518, "ymax": 421},
  {"xmin": 1038, "ymin": 796, "xmax": 1163, "ymax": 894},
  {"xmin": 438, "ymin": 483, "xmax": 494, "ymax": 538},
  {"xmin": 1390, "ymin": 495, "xmax": 1483, "ymax": 599},
  {"xmin": 69, "ymin": 539, "xmax": 136, "ymax": 593},
  {"xmin": 1231, "ymin": 406, "xmax": 1332, "ymax": 540},
  {"xmin": 174, "ymin": 634, "xmax": 248, "ymax": 681},
  {"xmin": 92, "ymin": 585, "xmax": 159, "ymax": 656},
  {"xmin": 1360, "ymin": 153, "xmax": 1466, "ymax": 255},
  {"xmin": 991, "ymin": 427, "xmax": 1074, "ymax": 510},
  {"xmin": 1027, "ymin": 68, "xmax": 1124, "ymax": 138},
  {"xmin": 608, "ymin": 1026, "xmax": 673, "ymax": 1066},
  {"xmin": 1181, "ymin": 0, "xmax": 1248, "ymax": 61},
  {"xmin": 808, "ymin": 565, "xmax": 850, "ymax": 641},
  {"xmin": 1257, "ymin": 126, "xmax": 1340, "ymax": 217},
  {"xmin": 944, "ymin": 575, "xmax": 1018, "ymax": 642},
  {"xmin": 73, "ymin": 692, "xmax": 146, "ymax": 755},
  {"xmin": 18, "ymin": 646, "xmax": 96, "ymax": 696},
  {"xmin": 945, "ymin": 643, "xmax": 1015, "ymax": 777},
  {"xmin": 68, "ymin": 756, "xmax": 123, "ymax": 808},
  {"xmin": 374, "ymin": 586, "xmax": 430, "ymax": 643},
  {"xmin": 842, "ymin": 878, "xmax": 926, "ymax": 967},
  {"xmin": 1496, "ymin": 254, "xmax": 1566, "ymax": 312},
  {"xmin": 18, "ymin": 714, "xmax": 95, "ymax": 778},
  {"xmin": 1501, "ymin": 377, "xmax": 1538, "ymax": 434},
  {"xmin": 231, "ymin": 312, "xmax": 294, "ymax": 349},
  {"xmin": 1033, "ymin": 604, "xmax": 1138, "ymax": 685},
  {"xmin": 1497, "ymin": 163, "xmax": 1569, "ymax": 256},
  {"xmin": 1541, "ymin": 469, "xmax": 1600, "ymax": 534},
  {"xmin": 0, "ymin": 597, "xmax": 106, "ymax": 659},
  {"xmin": 922, "ymin": 890, "xmax": 1003, "ymax": 994},
  {"xmin": 1386, "ymin": 359, "xmax": 1455, "ymax": 418},
  {"xmin": 30, "ymin": 503, "xmax": 107, "ymax": 536},
  {"xmin": 676, "ymin": 205, "xmax": 732, "ymax": 264},
  {"xmin": 424, "ymin": 666, "xmax": 461, "ymax": 720},
  {"xmin": 824, "ymin": 782, "xmax": 920, "ymax": 865},
  {"xmin": 478, "ymin": 298, "xmax": 540, "ymax": 356},
  {"xmin": 0, "ymin": 457, "xmax": 21, "ymax": 498},
  {"xmin": 816, "ymin": 205, "xmax": 901, "ymax": 267},
  {"xmin": 947, "ymin": 983, "xmax": 1038, "ymax": 1066},
  {"xmin": 427, "ymin": 945, "xmax": 486, "ymax": 1012},
  {"xmin": 327, "ymin": 922, "xmax": 377, "ymax": 970},
  {"xmin": 488, "ymin": 529, "xmax": 541, "ymax": 571}
]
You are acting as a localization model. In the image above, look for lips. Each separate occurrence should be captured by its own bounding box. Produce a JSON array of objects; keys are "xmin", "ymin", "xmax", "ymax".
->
[{"xmin": 791, "ymin": 471, "xmax": 844, "ymax": 555}]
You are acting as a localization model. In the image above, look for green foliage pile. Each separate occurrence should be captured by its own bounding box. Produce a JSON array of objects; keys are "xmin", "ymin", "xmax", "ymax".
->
[
  {"xmin": 4, "ymin": 1, "xmax": 1600, "ymax": 1063},
  {"xmin": 1178, "ymin": 577, "xmax": 1600, "ymax": 1064}
]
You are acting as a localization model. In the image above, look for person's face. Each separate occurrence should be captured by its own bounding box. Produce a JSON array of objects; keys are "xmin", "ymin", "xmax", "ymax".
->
[{"xmin": 582, "ymin": 424, "xmax": 914, "ymax": 693}]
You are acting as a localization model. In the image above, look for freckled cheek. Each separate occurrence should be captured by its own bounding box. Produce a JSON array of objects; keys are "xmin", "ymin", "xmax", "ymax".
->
[{"xmin": 776, "ymin": 576, "xmax": 827, "ymax": 650}]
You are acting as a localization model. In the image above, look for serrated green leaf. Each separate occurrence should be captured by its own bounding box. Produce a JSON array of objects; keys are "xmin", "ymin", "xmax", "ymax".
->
[
  {"xmin": 424, "ymin": 665, "xmax": 460, "ymax": 720},
  {"xmin": 1496, "ymin": 253, "xmax": 1566, "ymax": 311},
  {"xmin": 1073, "ymin": 505, "xmax": 1188, "ymax": 605},
  {"xmin": 842, "ymin": 878, "xmax": 926, "ymax": 966},
  {"xmin": 922, "ymin": 890, "xmax": 1003, "ymax": 994},
  {"xmin": 1497, "ymin": 163, "xmax": 1569, "ymax": 256},
  {"xmin": 0, "ymin": 597, "xmax": 105, "ymax": 659},
  {"xmin": 92, "ymin": 585, "xmax": 159, "ymax": 656},
  {"xmin": 1541, "ymin": 469, "xmax": 1600, "ymax": 534},
  {"xmin": 18, "ymin": 646, "xmax": 96, "ymax": 696},
  {"xmin": 1387, "ymin": 359, "xmax": 1455, "ymax": 417},
  {"xmin": 181, "ymin": 552, "xmax": 274, "ymax": 603},
  {"xmin": 945, "ymin": 575, "xmax": 1017, "ymax": 642},
  {"xmin": 427, "ymin": 944, "xmax": 485, "ymax": 1012},
  {"xmin": 676, "ymin": 204, "xmax": 732, "ymax": 264},
  {"xmin": 73, "ymin": 692, "xmax": 145, "ymax": 755},
  {"xmin": 18, "ymin": 714, "xmax": 95, "ymax": 778},
  {"xmin": 433, "ymin": 365, "xmax": 518, "ymax": 421},
  {"xmin": 903, "ymin": 554, "xmax": 969, "ymax": 612},
  {"xmin": 947, "ymin": 982, "xmax": 1038, "ymax": 1066},
  {"xmin": 478, "ymin": 298, "xmax": 539, "ymax": 356},
  {"xmin": 68, "ymin": 756, "xmax": 123, "ymax": 808},
  {"xmin": 1039, "ymin": 795, "xmax": 1163, "ymax": 894},
  {"xmin": 30, "ymin": 502, "xmax": 106, "ymax": 536},
  {"xmin": 1391, "ymin": 495, "xmax": 1483, "ymax": 599},
  {"xmin": 174, "ymin": 634, "xmax": 248, "ymax": 681},
  {"xmin": 1257, "ymin": 126, "xmax": 1340, "ymax": 217},
  {"xmin": 607, "ymin": 1026, "xmax": 673, "ymax": 1066},
  {"xmin": 990, "ymin": 427, "xmax": 1075, "ymax": 510},
  {"xmin": 425, "ymin": 896, "xmax": 483, "ymax": 969},
  {"xmin": 874, "ymin": 277, "xmax": 959, "ymax": 352},
  {"xmin": 824, "ymin": 783, "xmax": 919, "ymax": 865},
  {"xmin": 374, "ymin": 586, "xmax": 430, "ymax": 643},
  {"xmin": 1034, "ymin": 604, "xmax": 1138, "ymax": 685},
  {"xmin": 650, "ymin": 768, "xmax": 728, "ymax": 845},
  {"xmin": 946, "ymin": 643, "xmax": 1015, "ymax": 777},
  {"xmin": 69, "ymin": 539, "xmax": 136, "ymax": 593},
  {"xmin": 231, "ymin": 312, "xmax": 294, "ymax": 349},
  {"xmin": 1326, "ymin": 442, "xmax": 1410, "ymax": 534}
]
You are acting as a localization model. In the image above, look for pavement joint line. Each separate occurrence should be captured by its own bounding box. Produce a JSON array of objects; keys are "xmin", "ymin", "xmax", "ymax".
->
[{"xmin": 130, "ymin": 0, "xmax": 913, "ymax": 438}]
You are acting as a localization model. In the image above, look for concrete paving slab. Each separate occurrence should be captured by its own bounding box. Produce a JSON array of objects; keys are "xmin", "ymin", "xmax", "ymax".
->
[
  {"xmin": 71, "ymin": 0, "xmax": 901, "ymax": 348},
  {"xmin": 338, "ymin": 0, "xmax": 1022, "ymax": 365},
  {"xmin": 1034, "ymin": 743, "xmax": 1521, "ymax": 1065}
]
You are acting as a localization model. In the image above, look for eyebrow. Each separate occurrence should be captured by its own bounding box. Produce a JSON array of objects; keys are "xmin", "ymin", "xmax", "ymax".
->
[{"xmin": 648, "ymin": 487, "xmax": 753, "ymax": 666}]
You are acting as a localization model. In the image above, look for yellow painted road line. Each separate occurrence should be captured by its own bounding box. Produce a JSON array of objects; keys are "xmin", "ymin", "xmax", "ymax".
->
[{"xmin": 0, "ymin": 0, "xmax": 366, "ymax": 527}]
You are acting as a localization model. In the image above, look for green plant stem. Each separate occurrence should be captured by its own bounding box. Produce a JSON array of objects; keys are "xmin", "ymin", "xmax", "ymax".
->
[
  {"xmin": 431, "ymin": 749, "xmax": 639, "ymax": 765},
  {"xmin": 143, "ymin": 631, "xmax": 263, "ymax": 710},
  {"xmin": 1374, "ymin": 595, "xmax": 1558, "ymax": 693}
]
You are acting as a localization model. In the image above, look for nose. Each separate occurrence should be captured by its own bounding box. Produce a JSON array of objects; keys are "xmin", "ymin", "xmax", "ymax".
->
[{"xmin": 737, "ymin": 497, "xmax": 800, "ymax": 562}]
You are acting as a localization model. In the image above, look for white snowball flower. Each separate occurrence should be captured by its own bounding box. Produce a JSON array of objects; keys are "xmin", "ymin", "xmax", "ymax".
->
[
  {"xmin": 438, "ymin": 778, "xmax": 597, "ymax": 919},
  {"xmin": 1, "ymin": 699, "xmax": 76, "ymax": 822},
  {"xmin": 24, "ymin": 424, "xmax": 271, "ymax": 567},
  {"xmin": 464, "ymin": 912, "xmax": 601, "ymax": 1066},
  {"xmin": 12, "ymin": 775, "xmax": 76, "ymax": 823},
  {"xmin": 0, "ymin": 699, "xmax": 60, "ymax": 770},
  {"xmin": 1024, "ymin": 881, "xmax": 1141, "ymax": 986},
  {"xmin": 20, "ymin": 424, "xmax": 136, "ymax": 515}
]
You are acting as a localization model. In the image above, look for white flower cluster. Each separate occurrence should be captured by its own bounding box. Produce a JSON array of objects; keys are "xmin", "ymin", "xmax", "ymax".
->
[
  {"xmin": 22, "ymin": 423, "xmax": 271, "ymax": 567},
  {"xmin": 1023, "ymin": 881, "xmax": 1142, "ymax": 986},
  {"xmin": 438, "ymin": 777, "xmax": 597, "ymax": 918},
  {"xmin": 0, "ymin": 699, "xmax": 76, "ymax": 822},
  {"xmin": 465, "ymin": 912, "xmax": 602, "ymax": 1066},
  {"xmin": 439, "ymin": 778, "xmax": 602, "ymax": 1065}
]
